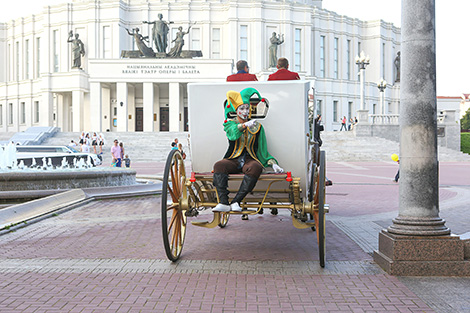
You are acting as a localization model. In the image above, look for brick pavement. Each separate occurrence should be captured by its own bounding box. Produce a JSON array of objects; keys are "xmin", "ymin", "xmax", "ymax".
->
[{"xmin": 1, "ymin": 160, "xmax": 470, "ymax": 312}]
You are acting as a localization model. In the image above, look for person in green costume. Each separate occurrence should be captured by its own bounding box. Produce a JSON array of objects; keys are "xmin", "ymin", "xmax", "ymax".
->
[{"xmin": 212, "ymin": 88, "xmax": 284, "ymax": 213}]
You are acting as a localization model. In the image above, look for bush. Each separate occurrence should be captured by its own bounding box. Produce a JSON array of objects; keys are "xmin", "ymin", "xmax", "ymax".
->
[
  {"xmin": 461, "ymin": 108, "xmax": 470, "ymax": 130},
  {"xmin": 462, "ymin": 133, "xmax": 470, "ymax": 155}
]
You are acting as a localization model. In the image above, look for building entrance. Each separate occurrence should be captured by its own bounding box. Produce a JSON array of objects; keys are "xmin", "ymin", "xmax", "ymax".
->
[
  {"xmin": 135, "ymin": 107, "xmax": 143, "ymax": 131},
  {"xmin": 160, "ymin": 107, "xmax": 169, "ymax": 131}
]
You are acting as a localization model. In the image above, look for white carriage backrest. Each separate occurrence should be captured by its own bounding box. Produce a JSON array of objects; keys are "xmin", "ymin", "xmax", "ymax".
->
[{"xmin": 188, "ymin": 81, "xmax": 311, "ymax": 188}]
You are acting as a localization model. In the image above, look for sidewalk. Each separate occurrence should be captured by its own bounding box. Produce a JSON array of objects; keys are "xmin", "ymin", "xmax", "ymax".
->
[{"xmin": 0, "ymin": 160, "xmax": 469, "ymax": 312}]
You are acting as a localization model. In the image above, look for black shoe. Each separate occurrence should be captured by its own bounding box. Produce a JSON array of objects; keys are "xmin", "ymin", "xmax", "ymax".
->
[
  {"xmin": 326, "ymin": 180, "xmax": 333, "ymax": 186},
  {"xmin": 271, "ymin": 208, "xmax": 278, "ymax": 215},
  {"xmin": 241, "ymin": 214, "xmax": 249, "ymax": 220},
  {"xmin": 232, "ymin": 175, "xmax": 258, "ymax": 204}
]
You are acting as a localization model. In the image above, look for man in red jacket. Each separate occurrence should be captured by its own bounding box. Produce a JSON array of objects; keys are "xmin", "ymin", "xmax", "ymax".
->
[
  {"xmin": 268, "ymin": 58, "xmax": 300, "ymax": 81},
  {"xmin": 226, "ymin": 60, "xmax": 258, "ymax": 82}
]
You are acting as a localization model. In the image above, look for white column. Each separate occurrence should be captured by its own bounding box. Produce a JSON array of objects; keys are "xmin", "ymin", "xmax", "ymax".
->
[
  {"xmin": 169, "ymin": 82, "xmax": 180, "ymax": 132},
  {"xmin": 116, "ymin": 82, "xmax": 128, "ymax": 132},
  {"xmin": 72, "ymin": 90, "xmax": 83, "ymax": 132},
  {"xmin": 102, "ymin": 87, "xmax": 111, "ymax": 132},
  {"xmin": 154, "ymin": 84, "xmax": 160, "ymax": 132},
  {"xmin": 90, "ymin": 82, "xmax": 102, "ymax": 132},
  {"xmin": 127, "ymin": 84, "xmax": 135, "ymax": 132},
  {"xmin": 143, "ymin": 82, "xmax": 154, "ymax": 132},
  {"xmin": 359, "ymin": 68, "xmax": 365, "ymax": 110},
  {"xmin": 40, "ymin": 91, "xmax": 53, "ymax": 127}
]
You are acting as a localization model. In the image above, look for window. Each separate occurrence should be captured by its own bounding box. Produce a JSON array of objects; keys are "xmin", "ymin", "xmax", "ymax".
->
[
  {"xmin": 294, "ymin": 29, "xmax": 301, "ymax": 72},
  {"xmin": 21, "ymin": 102, "xmax": 25, "ymax": 124},
  {"xmin": 373, "ymin": 103, "xmax": 377, "ymax": 114},
  {"xmin": 191, "ymin": 28, "xmax": 201, "ymax": 51},
  {"xmin": 346, "ymin": 40, "xmax": 351, "ymax": 80},
  {"xmin": 382, "ymin": 43, "xmax": 386, "ymax": 79},
  {"xmin": 25, "ymin": 39, "xmax": 30, "ymax": 79},
  {"xmin": 53, "ymin": 30, "xmax": 59, "ymax": 72},
  {"xmin": 212, "ymin": 28, "xmax": 221, "ymax": 59},
  {"xmin": 334, "ymin": 37, "xmax": 339, "ymax": 79},
  {"xmin": 320, "ymin": 36, "xmax": 326, "ymax": 78},
  {"xmin": 333, "ymin": 101, "xmax": 338, "ymax": 122},
  {"xmin": 114, "ymin": 107, "xmax": 117, "ymax": 116},
  {"xmin": 34, "ymin": 101, "xmax": 39, "ymax": 123},
  {"xmin": 9, "ymin": 103, "xmax": 13, "ymax": 125},
  {"xmin": 240, "ymin": 25, "xmax": 248, "ymax": 61},
  {"xmin": 103, "ymin": 26, "xmax": 111, "ymax": 58},
  {"xmin": 317, "ymin": 100, "xmax": 322, "ymax": 116},
  {"xmin": 36, "ymin": 38, "xmax": 41, "ymax": 78},
  {"xmin": 16, "ymin": 42, "xmax": 20, "ymax": 80},
  {"xmin": 0, "ymin": 104, "xmax": 3, "ymax": 125}
]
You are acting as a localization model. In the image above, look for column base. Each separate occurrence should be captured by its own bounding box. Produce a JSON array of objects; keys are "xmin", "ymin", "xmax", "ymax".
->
[{"xmin": 374, "ymin": 230, "xmax": 470, "ymax": 276}]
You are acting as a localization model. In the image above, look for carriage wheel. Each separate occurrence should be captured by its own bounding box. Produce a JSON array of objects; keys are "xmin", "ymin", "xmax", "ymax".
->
[
  {"xmin": 218, "ymin": 213, "xmax": 230, "ymax": 228},
  {"xmin": 317, "ymin": 150, "xmax": 326, "ymax": 267},
  {"xmin": 161, "ymin": 149, "xmax": 187, "ymax": 262}
]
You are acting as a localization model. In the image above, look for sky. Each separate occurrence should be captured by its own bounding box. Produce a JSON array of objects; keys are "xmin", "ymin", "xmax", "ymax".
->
[{"xmin": 0, "ymin": 0, "xmax": 468, "ymax": 96}]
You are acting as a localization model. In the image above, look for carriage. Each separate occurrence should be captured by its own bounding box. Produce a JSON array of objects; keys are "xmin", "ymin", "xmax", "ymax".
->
[{"xmin": 161, "ymin": 81, "xmax": 328, "ymax": 266}]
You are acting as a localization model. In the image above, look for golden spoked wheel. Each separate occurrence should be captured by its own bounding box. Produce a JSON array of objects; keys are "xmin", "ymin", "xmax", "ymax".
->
[
  {"xmin": 161, "ymin": 149, "xmax": 187, "ymax": 262},
  {"xmin": 218, "ymin": 213, "xmax": 230, "ymax": 228}
]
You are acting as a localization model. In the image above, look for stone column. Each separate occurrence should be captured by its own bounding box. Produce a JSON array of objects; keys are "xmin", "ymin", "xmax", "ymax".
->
[
  {"xmin": 72, "ymin": 90, "xmax": 83, "ymax": 132},
  {"xmin": 89, "ymin": 82, "xmax": 102, "ymax": 132},
  {"xmin": 373, "ymin": 0, "xmax": 468, "ymax": 276},
  {"xmin": 169, "ymin": 82, "xmax": 180, "ymax": 132},
  {"xmin": 116, "ymin": 82, "xmax": 128, "ymax": 132},
  {"xmin": 143, "ymin": 82, "xmax": 154, "ymax": 132}
]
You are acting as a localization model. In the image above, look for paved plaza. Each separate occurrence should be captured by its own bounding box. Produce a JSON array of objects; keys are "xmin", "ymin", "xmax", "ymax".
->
[{"xmin": 0, "ymin": 160, "xmax": 469, "ymax": 312}]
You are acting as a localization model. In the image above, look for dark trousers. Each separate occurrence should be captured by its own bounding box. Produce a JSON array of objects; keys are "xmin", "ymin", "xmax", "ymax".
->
[{"xmin": 213, "ymin": 155, "xmax": 263, "ymax": 179}]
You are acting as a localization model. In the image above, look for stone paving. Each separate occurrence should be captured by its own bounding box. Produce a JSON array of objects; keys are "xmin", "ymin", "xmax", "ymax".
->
[{"xmin": 1, "ymin": 157, "xmax": 470, "ymax": 312}]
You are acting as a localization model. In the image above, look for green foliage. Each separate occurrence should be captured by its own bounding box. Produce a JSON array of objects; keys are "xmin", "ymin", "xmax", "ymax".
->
[
  {"xmin": 461, "ymin": 133, "xmax": 470, "ymax": 155},
  {"xmin": 461, "ymin": 108, "xmax": 470, "ymax": 130}
]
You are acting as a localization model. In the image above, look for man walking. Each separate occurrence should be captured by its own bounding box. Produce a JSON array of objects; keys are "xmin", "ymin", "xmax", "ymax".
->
[
  {"xmin": 111, "ymin": 139, "xmax": 122, "ymax": 167},
  {"xmin": 227, "ymin": 60, "xmax": 258, "ymax": 82},
  {"xmin": 268, "ymin": 58, "xmax": 300, "ymax": 81}
]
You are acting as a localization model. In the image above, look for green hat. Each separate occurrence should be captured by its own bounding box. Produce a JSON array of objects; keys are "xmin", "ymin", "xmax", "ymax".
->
[
  {"xmin": 224, "ymin": 88, "xmax": 262, "ymax": 121},
  {"xmin": 240, "ymin": 87, "xmax": 261, "ymax": 105}
]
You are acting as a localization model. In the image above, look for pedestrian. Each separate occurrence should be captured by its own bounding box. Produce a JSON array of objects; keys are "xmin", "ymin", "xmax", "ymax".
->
[
  {"xmin": 69, "ymin": 140, "xmax": 78, "ymax": 149},
  {"xmin": 111, "ymin": 139, "xmax": 122, "ymax": 167},
  {"xmin": 226, "ymin": 60, "xmax": 258, "ymax": 82},
  {"xmin": 349, "ymin": 118, "xmax": 354, "ymax": 130},
  {"xmin": 171, "ymin": 142, "xmax": 178, "ymax": 150},
  {"xmin": 340, "ymin": 116, "xmax": 347, "ymax": 131},
  {"xmin": 79, "ymin": 131, "xmax": 85, "ymax": 145},
  {"xmin": 98, "ymin": 133, "xmax": 105, "ymax": 154},
  {"xmin": 92, "ymin": 132, "xmax": 98, "ymax": 154},
  {"xmin": 178, "ymin": 143, "xmax": 186, "ymax": 159},
  {"xmin": 267, "ymin": 57, "xmax": 300, "ymax": 81},
  {"xmin": 123, "ymin": 154, "xmax": 131, "ymax": 168},
  {"xmin": 119, "ymin": 142, "xmax": 125, "ymax": 160},
  {"xmin": 392, "ymin": 154, "xmax": 399, "ymax": 182}
]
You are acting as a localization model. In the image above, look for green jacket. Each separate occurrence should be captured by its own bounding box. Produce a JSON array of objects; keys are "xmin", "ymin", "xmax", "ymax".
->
[{"xmin": 223, "ymin": 119, "xmax": 277, "ymax": 167}]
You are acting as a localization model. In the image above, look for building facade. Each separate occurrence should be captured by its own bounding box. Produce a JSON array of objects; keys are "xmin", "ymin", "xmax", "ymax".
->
[{"xmin": 0, "ymin": 0, "xmax": 401, "ymax": 133}]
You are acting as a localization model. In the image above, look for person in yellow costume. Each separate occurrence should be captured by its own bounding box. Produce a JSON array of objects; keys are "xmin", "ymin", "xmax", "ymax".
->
[{"xmin": 212, "ymin": 88, "xmax": 284, "ymax": 212}]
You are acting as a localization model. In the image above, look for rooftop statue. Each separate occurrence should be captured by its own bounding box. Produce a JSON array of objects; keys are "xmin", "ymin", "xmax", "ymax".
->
[
  {"xmin": 168, "ymin": 26, "xmax": 192, "ymax": 58},
  {"xmin": 125, "ymin": 27, "xmax": 156, "ymax": 58},
  {"xmin": 143, "ymin": 14, "xmax": 173, "ymax": 53},
  {"xmin": 67, "ymin": 31, "xmax": 85, "ymax": 69},
  {"xmin": 269, "ymin": 32, "xmax": 284, "ymax": 68}
]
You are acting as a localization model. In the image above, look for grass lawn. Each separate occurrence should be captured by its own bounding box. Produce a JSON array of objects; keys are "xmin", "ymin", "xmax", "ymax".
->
[{"xmin": 462, "ymin": 133, "xmax": 470, "ymax": 155}]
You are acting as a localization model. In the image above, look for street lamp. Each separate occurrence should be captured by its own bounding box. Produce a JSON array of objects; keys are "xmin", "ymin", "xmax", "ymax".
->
[
  {"xmin": 377, "ymin": 78, "xmax": 387, "ymax": 115},
  {"xmin": 355, "ymin": 51, "xmax": 370, "ymax": 111}
]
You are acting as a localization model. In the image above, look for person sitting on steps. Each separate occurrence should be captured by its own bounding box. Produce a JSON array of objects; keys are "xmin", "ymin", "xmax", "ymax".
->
[{"xmin": 212, "ymin": 88, "xmax": 284, "ymax": 213}]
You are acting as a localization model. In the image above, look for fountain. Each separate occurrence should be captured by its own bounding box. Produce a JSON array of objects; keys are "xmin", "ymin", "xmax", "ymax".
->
[{"xmin": 0, "ymin": 143, "xmax": 137, "ymax": 193}]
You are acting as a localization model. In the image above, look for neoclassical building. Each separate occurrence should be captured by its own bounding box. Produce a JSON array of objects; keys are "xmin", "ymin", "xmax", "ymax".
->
[{"xmin": 0, "ymin": 0, "xmax": 401, "ymax": 133}]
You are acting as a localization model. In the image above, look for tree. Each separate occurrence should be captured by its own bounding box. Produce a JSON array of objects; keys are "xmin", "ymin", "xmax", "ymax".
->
[{"xmin": 461, "ymin": 108, "xmax": 470, "ymax": 130}]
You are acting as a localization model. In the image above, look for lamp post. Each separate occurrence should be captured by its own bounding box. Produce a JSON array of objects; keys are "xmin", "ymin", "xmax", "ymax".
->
[
  {"xmin": 355, "ymin": 51, "xmax": 370, "ymax": 111},
  {"xmin": 377, "ymin": 78, "xmax": 387, "ymax": 115}
]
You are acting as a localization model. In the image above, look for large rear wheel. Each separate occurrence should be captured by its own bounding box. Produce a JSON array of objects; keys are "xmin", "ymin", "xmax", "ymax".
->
[
  {"xmin": 161, "ymin": 149, "xmax": 187, "ymax": 261},
  {"xmin": 317, "ymin": 150, "xmax": 326, "ymax": 267}
]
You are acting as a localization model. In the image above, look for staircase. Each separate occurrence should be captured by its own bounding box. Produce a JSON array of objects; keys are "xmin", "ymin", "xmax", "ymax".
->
[{"xmin": 321, "ymin": 131, "xmax": 470, "ymax": 162}]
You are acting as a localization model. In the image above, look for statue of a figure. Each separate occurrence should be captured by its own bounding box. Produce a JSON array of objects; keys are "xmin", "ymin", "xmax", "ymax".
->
[
  {"xmin": 168, "ymin": 26, "xmax": 191, "ymax": 58},
  {"xmin": 125, "ymin": 27, "xmax": 156, "ymax": 58},
  {"xmin": 143, "ymin": 14, "xmax": 173, "ymax": 53},
  {"xmin": 68, "ymin": 31, "xmax": 85, "ymax": 69},
  {"xmin": 394, "ymin": 51, "xmax": 401, "ymax": 83},
  {"xmin": 269, "ymin": 32, "xmax": 284, "ymax": 68}
]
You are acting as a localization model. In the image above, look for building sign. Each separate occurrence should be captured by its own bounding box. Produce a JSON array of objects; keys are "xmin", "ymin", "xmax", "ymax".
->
[{"xmin": 89, "ymin": 59, "xmax": 233, "ymax": 81}]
